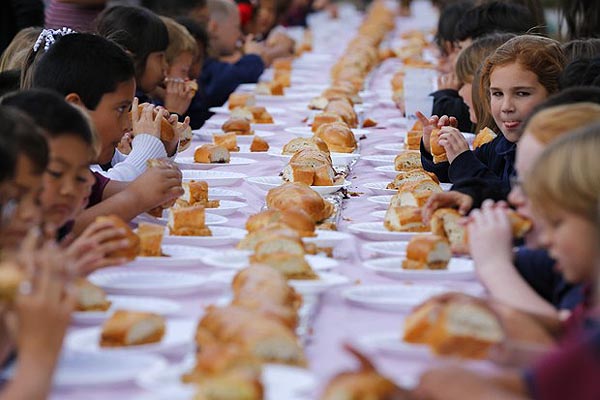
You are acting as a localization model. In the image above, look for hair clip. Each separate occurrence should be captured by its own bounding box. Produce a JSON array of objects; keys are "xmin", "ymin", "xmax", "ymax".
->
[{"xmin": 33, "ymin": 27, "xmax": 76, "ymax": 52}]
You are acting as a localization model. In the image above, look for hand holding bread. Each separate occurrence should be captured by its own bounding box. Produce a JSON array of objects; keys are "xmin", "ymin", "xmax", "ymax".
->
[
  {"xmin": 437, "ymin": 127, "xmax": 469, "ymax": 163},
  {"xmin": 130, "ymin": 99, "xmax": 172, "ymax": 141},
  {"xmin": 422, "ymin": 191, "xmax": 474, "ymax": 223}
]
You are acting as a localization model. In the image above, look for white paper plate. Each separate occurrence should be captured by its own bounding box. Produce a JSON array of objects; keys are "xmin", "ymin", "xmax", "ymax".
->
[
  {"xmin": 268, "ymin": 147, "xmax": 360, "ymax": 166},
  {"xmin": 209, "ymin": 106, "xmax": 285, "ymax": 116},
  {"xmin": 203, "ymin": 118, "xmax": 286, "ymax": 130},
  {"xmin": 204, "ymin": 200, "xmax": 247, "ymax": 216},
  {"xmin": 364, "ymin": 181, "xmax": 396, "ymax": 195},
  {"xmin": 202, "ymin": 251, "xmax": 338, "ymax": 271},
  {"xmin": 136, "ymin": 358, "xmax": 316, "ymax": 400},
  {"xmin": 125, "ymin": 245, "xmax": 214, "ymax": 269},
  {"xmin": 375, "ymin": 165, "xmax": 403, "ymax": 178},
  {"xmin": 208, "ymin": 188, "xmax": 243, "ymax": 200},
  {"xmin": 66, "ymin": 319, "xmax": 196, "ymax": 355},
  {"xmin": 366, "ymin": 195, "xmax": 393, "ymax": 208},
  {"xmin": 1, "ymin": 352, "xmax": 167, "ymax": 387},
  {"xmin": 72, "ymin": 295, "xmax": 182, "ymax": 325},
  {"xmin": 236, "ymin": 83, "xmax": 257, "ymax": 92},
  {"xmin": 341, "ymin": 284, "xmax": 451, "ymax": 311},
  {"xmin": 245, "ymin": 176, "xmax": 351, "ymax": 195},
  {"xmin": 88, "ymin": 270, "xmax": 213, "ymax": 296},
  {"xmin": 285, "ymin": 126, "xmax": 370, "ymax": 140},
  {"xmin": 135, "ymin": 211, "xmax": 228, "ymax": 226},
  {"xmin": 364, "ymin": 257, "xmax": 476, "ymax": 280},
  {"xmin": 363, "ymin": 241, "xmax": 408, "ymax": 257},
  {"xmin": 374, "ymin": 143, "xmax": 405, "ymax": 153},
  {"xmin": 181, "ymin": 170, "xmax": 247, "ymax": 186},
  {"xmin": 361, "ymin": 155, "xmax": 396, "ymax": 167},
  {"xmin": 163, "ymin": 226, "xmax": 246, "ymax": 247},
  {"xmin": 348, "ymin": 222, "xmax": 431, "ymax": 241},
  {"xmin": 302, "ymin": 229, "xmax": 353, "ymax": 248},
  {"xmin": 370, "ymin": 210, "xmax": 387, "ymax": 219},
  {"xmin": 257, "ymin": 92, "xmax": 321, "ymax": 102},
  {"xmin": 355, "ymin": 332, "xmax": 431, "ymax": 360},
  {"xmin": 230, "ymin": 144, "xmax": 272, "ymax": 158},
  {"xmin": 192, "ymin": 129, "xmax": 274, "ymax": 144},
  {"xmin": 388, "ymin": 117, "xmax": 407, "ymax": 127},
  {"xmin": 210, "ymin": 270, "xmax": 350, "ymax": 295},
  {"xmin": 175, "ymin": 156, "xmax": 256, "ymax": 170}
]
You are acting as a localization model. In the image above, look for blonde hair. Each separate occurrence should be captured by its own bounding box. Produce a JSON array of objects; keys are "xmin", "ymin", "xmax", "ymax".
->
[
  {"xmin": 455, "ymin": 33, "xmax": 515, "ymax": 84},
  {"xmin": 524, "ymin": 122, "xmax": 600, "ymax": 222},
  {"xmin": 160, "ymin": 16, "xmax": 198, "ymax": 66},
  {"xmin": 0, "ymin": 27, "xmax": 42, "ymax": 72},
  {"xmin": 525, "ymin": 103, "xmax": 600, "ymax": 145}
]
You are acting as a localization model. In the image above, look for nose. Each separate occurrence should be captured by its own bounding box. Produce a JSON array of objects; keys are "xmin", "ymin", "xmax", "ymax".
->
[
  {"xmin": 507, "ymin": 186, "xmax": 523, "ymax": 208},
  {"xmin": 60, "ymin": 177, "xmax": 77, "ymax": 197},
  {"xmin": 501, "ymin": 94, "xmax": 515, "ymax": 114}
]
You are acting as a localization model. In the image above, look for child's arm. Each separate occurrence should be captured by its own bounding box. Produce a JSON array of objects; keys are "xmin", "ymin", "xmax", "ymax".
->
[{"xmin": 417, "ymin": 112, "xmax": 457, "ymax": 183}]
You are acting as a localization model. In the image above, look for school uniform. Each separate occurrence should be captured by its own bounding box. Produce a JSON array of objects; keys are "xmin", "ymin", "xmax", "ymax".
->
[{"xmin": 430, "ymin": 89, "xmax": 473, "ymax": 133}]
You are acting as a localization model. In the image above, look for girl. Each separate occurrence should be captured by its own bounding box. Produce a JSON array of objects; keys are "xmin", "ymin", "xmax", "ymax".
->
[
  {"xmin": 96, "ymin": 6, "xmax": 195, "ymax": 117},
  {"xmin": 420, "ymin": 35, "xmax": 565, "ymax": 210}
]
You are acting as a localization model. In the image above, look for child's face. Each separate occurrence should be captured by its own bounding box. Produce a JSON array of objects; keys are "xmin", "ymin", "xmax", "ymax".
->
[
  {"xmin": 88, "ymin": 78, "xmax": 136, "ymax": 164},
  {"xmin": 458, "ymin": 81, "xmax": 476, "ymax": 123},
  {"xmin": 0, "ymin": 154, "xmax": 43, "ymax": 250},
  {"xmin": 509, "ymin": 133, "xmax": 546, "ymax": 248},
  {"xmin": 40, "ymin": 135, "xmax": 94, "ymax": 228},
  {"xmin": 212, "ymin": 11, "xmax": 242, "ymax": 56},
  {"xmin": 489, "ymin": 62, "xmax": 548, "ymax": 143},
  {"xmin": 140, "ymin": 51, "xmax": 167, "ymax": 93},
  {"xmin": 538, "ymin": 208, "xmax": 600, "ymax": 283},
  {"xmin": 168, "ymin": 51, "xmax": 194, "ymax": 81}
]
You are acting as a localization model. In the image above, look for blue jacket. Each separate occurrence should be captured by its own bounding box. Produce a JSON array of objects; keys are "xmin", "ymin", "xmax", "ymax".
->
[{"xmin": 430, "ymin": 89, "xmax": 473, "ymax": 133}]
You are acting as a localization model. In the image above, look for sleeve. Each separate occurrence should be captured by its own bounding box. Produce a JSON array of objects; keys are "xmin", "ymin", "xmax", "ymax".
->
[
  {"xmin": 513, "ymin": 248, "xmax": 559, "ymax": 304},
  {"xmin": 420, "ymin": 138, "xmax": 451, "ymax": 182},
  {"xmin": 430, "ymin": 89, "xmax": 473, "ymax": 133},
  {"xmin": 110, "ymin": 149, "xmax": 128, "ymax": 166},
  {"xmin": 99, "ymin": 134, "xmax": 166, "ymax": 181},
  {"xmin": 447, "ymin": 139, "xmax": 502, "ymax": 183}
]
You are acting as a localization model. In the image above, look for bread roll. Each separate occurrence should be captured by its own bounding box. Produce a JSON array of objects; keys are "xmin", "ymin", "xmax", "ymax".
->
[
  {"xmin": 309, "ymin": 96, "xmax": 329, "ymax": 110},
  {"xmin": 282, "ymin": 137, "xmax": 330, "ymax": 155},
  {"xmin": 249, "ymin": 135, "xmax": 269, "ymax": 152},
  {"xmin": 168, "ymin": 205, "xmax": 212, "ymax": 236},
  {"xmin": 137, "ymin": 222, "xmax": 164, "ymax": 257},
  {"xmin": 507, "ymin": 210, "xmax": 533, "ymax": 238},
  {"xmin": 0, "ymin": 261, "xmax": 25, "ymax": 302},
  {"xmin": 179, "ymin": 180, "xmax": 220, "ymax": 208},
  {"xmin": 393, "ymin": 179, "xmax": 443, "ymax": 207},
  {"xmin": 248, "ymin": 106, "xmax": 274, "ymax": 124},
  {"xmin": 95, "ymin": 215, "xmax": 140, "ymax": 261},
  {"xmin": 312, "ymin": 112, "xmax": 343, "ymax": 133},
  {"xmin": 129, "ymin": 105, "xmax": 175, "ymax": 141},
  {"xmin": 185, "ymin": 80, "xmax": 198, "ymax": 95},
  {"xmin": 100, "ymin": 310, "xmax": 166, "ymax": 347},
  {"xmin": 256, "ymin": 81, "xmax": 284, "ymax": 96},
  {"xmin": 394, "ymin": 151, "xmax": 422, "ymax": 171},
  {"xmin": 75, "ymin": 278, "xmax": 112, "ymax": 311},
  {"xmin": 430, "ymin": 128, "xmax": 447, "ymax": 163},
  {"xmin": 228, "ymin": 93, "xmax": 256, "ymax": 110},
  {"xmin": 387, "ymin": 169, "xmax": 439, "ymax": 189},
  {"xmin": 314, "ymin": 121, "xmax": 357, "ymax": 153},
  {"xmin": 473, "ymin": 127, "xmax": 497, "ymax": 149},
  {"xmin": 430, "ymin": 208, "xmax": 468, "ymax": 254},
  {"xmin": 402, "ymin": 234, "xmax": 451, "ymax": 270},
  {"xmin": 221, "ymin": 117, "xmax": 252, "ymax": 135},
  {"xmin": 230, "ymin": 107, "xmax": 254, "ymax": 122},
  {"xmin": 324, "ymin": 99, "xmax": 358, "ymax": 128},
  {"xmin": 237, "ymin": 227, "xmax": 303, "ymax": 252},
  {"xmin": 251, "ymin": 254, "xmax": 318, "ymax": 280},
  {"xmin": 383, "ymin": 205, "xmax": 429, "ymax": 232},
  {"xmin": 213, "ymin": 132, "xmax": 240, "ymax": 152},
  {"xmin": 177, "ymin": 122, "xmax": 193, "ymax": 152},
  {"xmin": 266, "ymin": 182, "xmax": 334, "ymax": 223},
  {"xmin": 404, "ymin": 130, "xmax": 422, "ymax": 150},
  {"xmin": 273, "ymin": 57, "xmax": 293, "ymax": 71},
  {"xmin": 274, "ymin": 69, "xmax": 291, "ymax": 87},
  {"xmin": 246, "ymin": 210, "xmax": 316, "ymax": 238},
  {"xmin": 193, "ymin": 144, "xmax": 231, "ymax": 164}
]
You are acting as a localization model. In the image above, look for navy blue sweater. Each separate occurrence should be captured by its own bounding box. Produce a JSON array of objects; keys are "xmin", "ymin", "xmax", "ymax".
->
[
  {"xmin": 514, "ymin": 247, "xmax": 583, "ymax": 311},
  {"xmin": 431, "ymin": 89, "xmax": 473, "ymax": 133}
]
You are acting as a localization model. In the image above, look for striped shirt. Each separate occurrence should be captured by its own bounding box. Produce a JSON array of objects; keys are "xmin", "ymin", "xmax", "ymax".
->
[{"xmin": 44, "ymin": 0, "xmax": 105, "ymax": 32}]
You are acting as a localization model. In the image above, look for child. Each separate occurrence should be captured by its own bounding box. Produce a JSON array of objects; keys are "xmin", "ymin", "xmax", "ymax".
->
[
  {"xmin": 559, "ymin": 57, "xmax": 600, "ymax": 89},
  {"xmin": 175, "ymin": 16, "xmax": 210, "ymax": 80},
  {"xmin": 96, "ymin": 6, "xmax": 195, "ymax": 119},
  {"xmin": 421, "ymin": 35, "xmax": 565, "ymax": 208}
]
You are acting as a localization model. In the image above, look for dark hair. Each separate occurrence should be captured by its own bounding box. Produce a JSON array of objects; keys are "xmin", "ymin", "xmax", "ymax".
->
[
  {"xmin": 559, "ymin": 0, "xmax": 600, "ymax": 40},
  {"xmin": 454, "ymin": 1, "xmax": 538, "ymax": 42},
  {"xmin": 0, "ymin": 89, "xmax": 95, "ymax": 147},
  {"xmin": 0, "ymin": 70, "xmax": 20, "ymax": 98},
  {"xmin": 175, "ymin": 16, "xmax": 209, "ymax": 55},
  {"xmin": 142, "ymin": 0, "xmax": 207, "ymax": 18},
  {"xmin": 96, "ymin": 6, "xmax": 168, "ymax": 81},
  {"xmin": 32, "ymin": 33, "xmax": 134, "ymax": 110},
  {"xmin": 559, "ymin": 58, "xmax": 600, "ymax": 90},
  {"xmin": 434, "ymin": 0, "xmax": 474, "ymax": 52},
  {"xmin": 561, "ymin": 38, "xmax": 600, "ymax": 63},
  {"xmin": 0, "ymin": 106, "xmax": 48, "ymax": 175}
]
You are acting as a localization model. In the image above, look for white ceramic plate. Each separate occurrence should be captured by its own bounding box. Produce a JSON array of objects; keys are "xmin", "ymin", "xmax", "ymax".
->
[
  {"xmin": 175, "ymin": 156, "xmax": 256, "ymax": 170},
  {"xmin": 361, "ymin": 155, "xmax": 396, "ymax": 167},
  {"xmin": 363, "ymin": 181, "xmax": 396, "ymax": 195},
  {"xmin": 257, "ymin": 92, "xmax": 321, "ymax": 102},
  {"xmin": 66, "ymin": 319, "xmax": 196, "ymax": 356},
  {"xmin": 88, "ymin": 270, "xmax": 212, "ymax": 296},
  {"xmin": 370, "ymin": 210, "xmax": 387, "ymax": 219},
  {"xmin": 245, "ymin": 176, "xmax": 351, "ymax": 195},
  {"xmin": 348, "ymin": 222, "xmax": 431, "ymax": 241},
  {"xmin": 375, "ymin": 165, "xmax": 402, "ymax": 178},
  {"xmin": 202, "ymin": 251, "xmax": 338, "ymax": 271},
  {"xmin": 285, "ymin": 126, "xmax": 370, "ymax": 140},
  {"xmin": 236, "ymin": 83, "xmax": 257, "ymax": 92},
  {"xmin": 192, "ymin": 129, "xmax": 274, "ymax": 144},
  {"xmin": 203, "ymin": 118, "xmax": 286, "ymax": 130},
  {"xmin": 135, "ymin": 211, "xmax": 227, "ymax": 226},
  {"xmin": 366, "ymin": 195, "xmax": 393, "ymax": 208},
  {"xmin": 209, "ymin": 106, "xmax": 285, "ymax": 116},
  {"xmin": 364, "ymin": 257, "xmax": 476, "ymax": 280},
  {"xmin": 181, "ymin": 170, "xmax": 247, "ymax": 186},
  {"xmin": 136, "ymin": 358, "xmax": 316, "ymax": 400},
  {"xmin": 163, "ymin": 226, "xmax": 246, "ymax": 247},
  {"xmin": 125, "ymin": 245, "xmax": 214, "ymax": 269},
  {"xmin": 355, "ymin": 332, "xmax": 431, "ymax": 360},
  {"xmin": 374, "ymin": 143, "xmax": 405, "ymax": 153},
  {"xmin": 1, "ymin": 352, "xmax": 167, "ymax": 387},
  {"xmin": 230, "ymin": 144, "xmax": 271, "ymax": 158},
  {"xmin": 204, "ymin": 200, "xmax": 247, "ymax": 216},
  {"xmin": 210, "ymin": 270, "xmax": 351, "ymax": 295},
  {"xmin": 268, "ymin": 147, "xmax": 360, "ymax": 166},
  {"xmin": 208, "ymin": 188, "xmax": 243, "ymax": 200},
  {"xmin": 72, "ymin": 295, "xmax": 182, "ymax": 325},
  {"xmin": 342, "ymin": 284, "xmax": 451, "ymax": 311},
  {"xmin": 363, "ymin": 241, "xmax": 408, "ymax": 257},
  {"xmin": 302, "ymin": 230, "xmax": 353, "ymax": 248}
]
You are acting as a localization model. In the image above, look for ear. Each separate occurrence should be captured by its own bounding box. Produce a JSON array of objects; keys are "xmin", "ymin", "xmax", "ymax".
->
[{"xmin": 65, "ymin": 93, "xmax": 84, "ymax": 107}]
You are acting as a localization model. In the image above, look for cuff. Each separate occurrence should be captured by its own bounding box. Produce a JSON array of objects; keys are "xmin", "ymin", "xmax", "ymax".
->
[{"xmin": 127, "ymin": 134, "xmax": 168, "ymax": 169}]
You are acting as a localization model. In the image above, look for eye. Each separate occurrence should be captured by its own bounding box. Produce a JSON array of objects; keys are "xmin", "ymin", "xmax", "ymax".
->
[
  {"xmin": 491, "ymin": 91, "xmax": 503, "ymax": 97},
  {"xmin": 116, "ymin": 105, "xmax": 127, "ymax": 114},
  {"xmin": 46, "ymin": 169, "xmax": 62, "ymax": 179},
  {"xmin": 76, "ymin": 175, "xmax": 89, "ymax": 184},
  {"xmin": 516, "ymin": 91, "xmax": 531, "ymax": 97}
]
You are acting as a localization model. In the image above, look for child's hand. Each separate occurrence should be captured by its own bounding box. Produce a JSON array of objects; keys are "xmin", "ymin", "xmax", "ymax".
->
[
  {"xmin": 437, "ymin": 72, "xmax": 461, "ymax": 91},
  {"xmin": 163, "ymin": 79, "xmax": 194, "ymax": 116},
  {"xmin": 244, "ymin": 35, "xmax": 266, "ymax": 58},
  {"xmin": 132, "ymin": 102, "xmax": 166, "ymax": 139},
  {"xmin": 467, "ymin": 200, "xmax": 514, "ymax": 271},
  {"xmin": 422, "ymin": 191, "xmax": 473, "ymax": 223},
  {"xmin": 438, "ymin": 126, "xmax": 469, "ymax": 163},
  {"xmin": 416, "ymin": 112, "xmax": 457, "ymax": 154},
  {"xmin": 266, "ymin": 31, "xmax": 295, "ymax": 53},
  {"xmin": 129, "ymin": 161, "xmax": 183, "ymax": 212},
  {"xmin": 117, "ymin": 132, "xmax": 133, "ymax": 155}
]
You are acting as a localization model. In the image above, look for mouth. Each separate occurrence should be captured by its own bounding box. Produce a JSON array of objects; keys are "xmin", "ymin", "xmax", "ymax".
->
[
  {"xmin": 502, "ymin": 120, "xmax": 521, "ymax": 130},
  {"xmin": 50, "ymin": 204, "xmax": 74, "ymax": 216}
]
